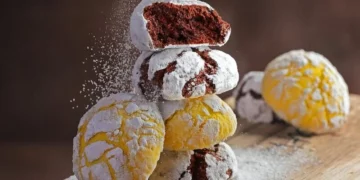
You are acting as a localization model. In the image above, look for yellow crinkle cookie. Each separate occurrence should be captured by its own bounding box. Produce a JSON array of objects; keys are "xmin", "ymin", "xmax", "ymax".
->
[
  {"xmin": 72, "ymin": 93, "xmax": 165, "ymax": 180},
  {"xmin": 262, "ymin": 49, "xmax": 350, "ymax": 133},
  {"xmin": 159, "ymin": 95, "xmax": 237, "ymax": 151}
]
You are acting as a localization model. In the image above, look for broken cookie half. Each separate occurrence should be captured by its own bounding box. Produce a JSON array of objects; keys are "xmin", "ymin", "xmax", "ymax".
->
[{"xmin": 130, "ymin": 0, "xmax": 231, "ymax": 51}]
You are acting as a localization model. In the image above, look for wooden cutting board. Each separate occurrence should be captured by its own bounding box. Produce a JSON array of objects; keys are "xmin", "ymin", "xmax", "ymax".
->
[{"xmin": 225, "ymin": 94, "xmax": 360, "ymax": 180}]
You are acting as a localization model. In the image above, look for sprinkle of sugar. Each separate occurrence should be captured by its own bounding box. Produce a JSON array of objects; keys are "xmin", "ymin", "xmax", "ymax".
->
[
  {"xmin": 71, "ymin": 0, "xmax": 140, "ymax": 110},
  {"xmin": 232, "ymin": 145, "xmax": 317, "ymax": 180}
]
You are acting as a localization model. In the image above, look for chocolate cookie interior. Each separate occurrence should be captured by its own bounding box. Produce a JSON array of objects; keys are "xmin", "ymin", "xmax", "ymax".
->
[{"xmin": 143, "ymin": 2, "xmax": 230, "ymax": 48}]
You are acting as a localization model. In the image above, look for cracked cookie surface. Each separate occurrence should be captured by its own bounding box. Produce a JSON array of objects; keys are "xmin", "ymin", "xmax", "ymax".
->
[
  {"xmin": 159, "ymin": 95, "xmax": 237, "ymax": 151},
  {"xmin": 132, "ymin": 47, "xmax": 238, "ymax": 101},
  {"xmin": 262, "ymin": 50, "xmax": 350, "ymax": 133},
  {"xmin": 72, "ymin": 93, "xmax": 165, "ymax": 180}
]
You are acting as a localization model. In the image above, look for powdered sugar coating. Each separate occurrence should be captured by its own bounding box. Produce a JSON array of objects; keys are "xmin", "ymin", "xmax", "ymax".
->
[
  {"xmin": 130, "ymin": 0, "xmax": 231, "ymax": 51},
  {"xmin": 150, "ymin": 142, "xmax": 238, "ymax": 180},
  {"xmin": 262, "ymin": 49, "xmax": 350, "ymax": 133},
  {"xmin": 132, "ymin": 47, "xmax": 239, "ymax": 101},
  {"xmin": 73, "ymin": 93, "xmax": 165, "ymax": 180},
  {"xmin": 205, "ymin": 142, "xmax": 238, "ymax": 180},
  {"xmin": 207, "ymin": 50, "xmax": 239, "ymax": 95},
  {"xmin": 232, "ymin": 71, "xmax": 279, "ymax": 123},
  {"xmin": 150, "ymin": 150, "xmax": 193, "ymax": 180},
  {"xmin": 158, "ymin": 95, "xmax": 237, "ymax": 151},
  {"xmin": 158, "ymin": 100, "xmax": 186, "ymax": 120}
]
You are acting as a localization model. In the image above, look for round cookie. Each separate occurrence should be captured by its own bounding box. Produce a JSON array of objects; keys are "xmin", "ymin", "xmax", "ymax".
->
[
  {"xmin": 130, "ymin": 0, "xmax": 231, "ymax": 51},
  {"xmin": 132, "ymin": 47, "xmax": 239, "ymax": 101},
  {"xmin": 233, "ymin": 71, "xmax": 282, "ymax": 124},
  {"xmin": 262, "ymin": 49, "xmax": 350, "ymax": 134},
  {"xmin": 72, "ymin": 93, "xmax": 165, "ymax": 180},
  {"xmin": 149, "ymin": 142, "xmax": 238, "ymax": 180},
  {"xmin": 158, "ymin": 95, "xmax": 237, "ymax": 151}
]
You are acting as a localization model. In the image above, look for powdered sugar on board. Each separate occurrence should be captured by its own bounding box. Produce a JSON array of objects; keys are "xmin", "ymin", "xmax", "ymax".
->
[
  {"xmin": 68, "ymin": 144, "xmax": 317, "ymax": 180},
  {"xmin": 70, "ymin": 0, "xmax": 140, "ymax": 110},
  {"xmin": 231, "ymin": 145, "xmax": 317, "ymax": 180}
]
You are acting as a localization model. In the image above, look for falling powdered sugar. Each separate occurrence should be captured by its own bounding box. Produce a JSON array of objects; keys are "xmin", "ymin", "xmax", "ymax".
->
[
  {"xmin": 231, "ymin": 145, "xmax": 317, "ymax": 180},
  {"xmin": 71, "ymin": 0, "xmax": 141, "ymax": 110}
]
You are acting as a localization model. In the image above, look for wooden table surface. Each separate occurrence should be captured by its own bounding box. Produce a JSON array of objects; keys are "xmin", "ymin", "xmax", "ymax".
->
[
  {"xmin": 226, "ymin": 94, "xmax": 360, "ymax": 180},
  {"xmin": 1, "ymin": 95, "xmax": 359, "ymax": 180}
]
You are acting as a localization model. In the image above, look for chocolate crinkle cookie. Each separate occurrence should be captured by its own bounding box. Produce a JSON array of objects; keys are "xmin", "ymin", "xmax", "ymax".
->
[
  {"xmin": 132, "ymin": 47, "xmax": 239, "ymax": 101},
  {"xmin": 233, "ymin": 71, "xmax": 283, "ymax": 124},
  {"xmin": 130, "ymin": 0, "xmax": 231, "ymax": 51},
  {"xmin": 150, "ymin": 142, "xmax": 238, "ymax": 180}
]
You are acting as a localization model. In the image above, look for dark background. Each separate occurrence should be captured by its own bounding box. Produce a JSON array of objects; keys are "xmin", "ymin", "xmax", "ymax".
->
[{"xmin": 1, "ymin": 0, "xmax": 360, "ymax": 179}]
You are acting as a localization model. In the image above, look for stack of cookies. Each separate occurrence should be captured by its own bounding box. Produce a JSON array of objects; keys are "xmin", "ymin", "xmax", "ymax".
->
[
  {"xmin": 71, "ymin": 0, "xmax": 240, "ymax": 180},
  {"xmin": 131, "ymin": 0, "xmax": 240, "ymax": 179}
]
